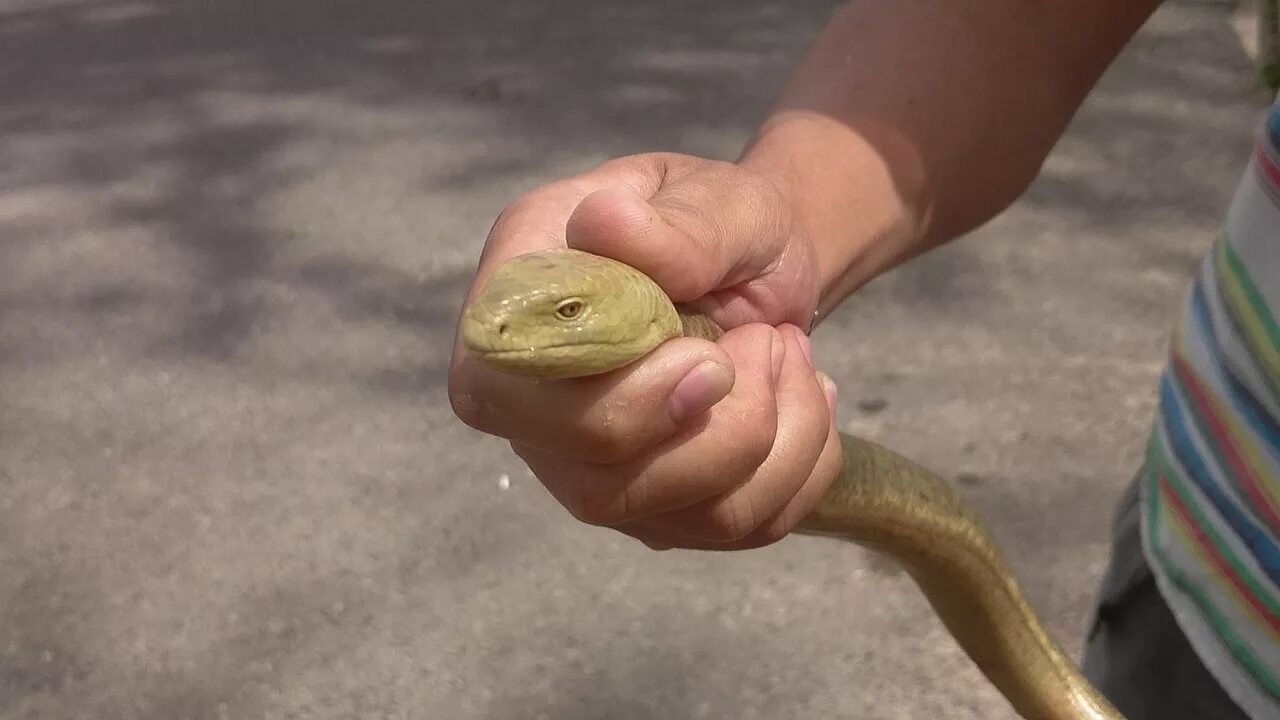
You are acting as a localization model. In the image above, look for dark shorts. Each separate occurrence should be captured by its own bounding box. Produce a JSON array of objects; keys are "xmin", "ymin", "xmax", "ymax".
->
[{"xmin": 1081, "ymin": 471, "xmax": 1249, "ymax": 719}]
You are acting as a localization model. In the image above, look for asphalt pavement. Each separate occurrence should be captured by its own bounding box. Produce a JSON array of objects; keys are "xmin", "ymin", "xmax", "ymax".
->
[{"xmin": 1, "ymin": 0, "xmax": 1276, "ymax": 718}]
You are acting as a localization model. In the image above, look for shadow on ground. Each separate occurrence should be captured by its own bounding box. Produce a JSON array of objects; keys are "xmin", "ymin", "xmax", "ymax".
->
[{"xmin": 0, "ymin": 1, "xmax": 1273, "ymax": 718}]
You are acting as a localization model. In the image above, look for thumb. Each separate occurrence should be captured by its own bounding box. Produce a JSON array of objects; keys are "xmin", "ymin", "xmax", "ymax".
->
[{"xmin": 564, "ymin": 155, "xmax": 816, "ymax": 328}]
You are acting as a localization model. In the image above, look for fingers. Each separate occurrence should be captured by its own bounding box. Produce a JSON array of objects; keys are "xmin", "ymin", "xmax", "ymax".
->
[
  {"xmin": 521, "ymin": 324, "xmax": 842, "ymax": 550},
  {"xmin": 463, "ymin": 179, "xmax": 604, "ymax": 305},
  {"xmin": 451, "ymin": 153, "xmax": 818, "ymax": 465},
  {"xmin": 459, "ymin": 156, "xmax": 674, "ymax": 313},
  {"xmin": 513, "ymin": 324, "xmax": 784, "ymax": 523},
  {"xmin": 635, "ymin": 326, "xmax": 841, "ymax": 545},
  {"xmin": 565, "ymin": 156, "xmax": 787, "ymax": 301},
  {"xmin": 453, "ymin": 334, "xmax": 733, "ymax": 464},
  {"xmin": 564, "ymin": 154, "xmax": 817, "ymax": 328},
  {"xmin": 451, "ymin": 157, "xmax": 702, "ymax": 463},
  {"xmin": 461, "ymin": 154, "xmax": 696, "ymax": 302},
  {"xmin": 449, "ymin": 151, "xmax": 836, "ymax": 553},
  {"xmin": 618, "ymin": 425, "xmax": 841, "ymax": 552}
]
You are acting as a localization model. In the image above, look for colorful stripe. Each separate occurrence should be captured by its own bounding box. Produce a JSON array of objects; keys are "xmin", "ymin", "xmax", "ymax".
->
[
  {"xmin": 1190, "ymin": 282, "xmax": 1280, "ymax": 463},
  {"xmin": 1271, "ymin": 105, "xmax": 1280, "ymax": 151},
  {"xmin": 1159, "ymin": 371, "xmax": 1280, "ymax": 586},
  {"xmin": 1260, "ymin": 103, "xmax": 1280, "ymax": 201},
  {"xmin": 1160, "ymin": 466, "xmax": 1280, "ymax": 645},
  {"xmin": 1147, "ymin": 454, "xmax": 1280, "ymax": 697},
  {"xmin": 1258, "ymin": 146, "xmax": 1280, "ymax": 206},
  {"xmin": 1139, "ymin": 101, "xmax": 1280, "ymax": 714},
  {"xmin": 1214, "ymin": 238, "xmax": 1280, "ymax": 401},
  {"xmin": 1168, "ymin": 347, "xmax": 1280, "ymax": 536}
]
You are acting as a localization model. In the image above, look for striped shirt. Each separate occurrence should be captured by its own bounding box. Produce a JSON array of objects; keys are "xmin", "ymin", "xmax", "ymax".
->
[{"xmin": 1142, "ymin": 99, "xmax": 1280, "ymax": 717}]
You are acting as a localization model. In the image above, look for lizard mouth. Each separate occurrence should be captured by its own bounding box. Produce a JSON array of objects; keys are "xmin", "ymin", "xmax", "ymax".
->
[{"xmin": 468, "ymin": 343, "xmax": 631, "ymax": 379}]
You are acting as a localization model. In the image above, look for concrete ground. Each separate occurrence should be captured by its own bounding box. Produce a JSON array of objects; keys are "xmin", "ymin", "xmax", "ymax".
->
[{"xmin": 1, "ymin": 0, "xmax": 1275, "ymax": 718}]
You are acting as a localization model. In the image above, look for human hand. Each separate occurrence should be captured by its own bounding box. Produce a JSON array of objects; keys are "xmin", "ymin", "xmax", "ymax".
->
[{"xmin": 449, "ymin": 152, "xmax": 841, "ymax": 549}]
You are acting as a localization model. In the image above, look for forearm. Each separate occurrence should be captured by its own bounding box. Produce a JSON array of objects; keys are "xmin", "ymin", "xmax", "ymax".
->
[{"xmin": 739, "ymin": 0, "xmax": 1162, "ymax": 319}]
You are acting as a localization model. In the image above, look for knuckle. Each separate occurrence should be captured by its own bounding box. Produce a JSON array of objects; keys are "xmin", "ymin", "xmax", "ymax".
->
[
  {"xmin": 577, "ymin": 423, "xmax": 648, "ymax": 465},
  {"xmin": 736, "ymin": 405, "xmax": 778, "ymax": 466},
  {"xmin": 503, "ymin": 182, "xmax": 582, "ymax": 226},
  {"xmin": 573, "ymin": 501, "xmax": 620, "ymax": 528},
  {"xmin": 518, "ymin": 451, "xmax": 625, "ymax": 527},
  {"xmin": 597, "ymin": 152, "xmax": 668, "ymax": 178},
  {"xmin": 571, "ymin": 483, "xmax": 626, "ymax": 527},
  {"xmin": 739, "ymin": 171, "xmax": 792, "ymax": 239},
  {"xmin": 447, "ymin": 374, "xmax": 488, "ymax": 431},
  {"xmin": 741, "ymin": 169, "xmax": 780, "ymax": 202},
  {"xmin": 499, "ymin": 196, "xmax": 542, "ymax": 228},
  {"xmin": 702, "ymin": 497, "xmax": 759, "ymax": 543},
  {"xmin": 792, "ymin": 393, "xmax": 830, "ymax": 444},
  {"xmin": 752, "ymin": 516, "xmax": 794, "ymax": 547},
  {"xmin": 514, "ymin": 180, "xmax": 572, "ymax": 207}
]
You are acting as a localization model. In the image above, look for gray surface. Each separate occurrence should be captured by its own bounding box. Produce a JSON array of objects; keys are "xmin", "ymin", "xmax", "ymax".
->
[{"xmin": 0, "ymin": 1, "xmax": 1274, "ymax": 718}]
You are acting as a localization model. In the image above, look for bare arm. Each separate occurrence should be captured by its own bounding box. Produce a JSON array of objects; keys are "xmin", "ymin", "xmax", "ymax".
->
[
  {"xmin": 450, "ymin": 1, "xmax": 1165, "ymax": 552},
  {"xmin": 740, "ymin": 0, "xmax": 1164, "ymax": 320}
]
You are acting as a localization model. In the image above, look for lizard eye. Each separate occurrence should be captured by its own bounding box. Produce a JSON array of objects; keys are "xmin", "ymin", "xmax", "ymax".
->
[{"xmin": 555, "ymin": 298, "xmax": 585, "ymax": 320}]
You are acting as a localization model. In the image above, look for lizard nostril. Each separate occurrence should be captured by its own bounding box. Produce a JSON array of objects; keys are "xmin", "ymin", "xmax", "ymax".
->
[{"xmin": 497, "ymin": 322, "xmax": 509, "ymax": 337}]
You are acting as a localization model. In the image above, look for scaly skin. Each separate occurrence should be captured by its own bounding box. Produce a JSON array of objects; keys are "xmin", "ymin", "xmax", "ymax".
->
[{"xmin": 461, "ymin": 248, "xmax": 1124, "ymax": 720}]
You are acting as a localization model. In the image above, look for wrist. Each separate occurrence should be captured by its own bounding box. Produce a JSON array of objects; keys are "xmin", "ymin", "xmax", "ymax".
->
[{"xmin": 739, "ymin": 110, "xmax": 930, "ymax": 322}]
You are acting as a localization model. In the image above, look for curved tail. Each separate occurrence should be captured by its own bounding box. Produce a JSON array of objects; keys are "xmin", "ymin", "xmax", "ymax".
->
[{"xmin": 797, "ymin": 434, "xmax": 1124, "ymax": 720}]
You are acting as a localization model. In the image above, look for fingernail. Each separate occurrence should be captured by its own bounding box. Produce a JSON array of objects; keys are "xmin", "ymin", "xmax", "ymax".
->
[
  {"xmin": 795, "ymin": 328, "xmax": 814, "ymax": 368},
  {"xmin": 771, "ymin": 331, "xmax": 785, "ymax": 383},
  {"xmin": 817, "ymin": 371, "xmax": 838, "ymax": 420},
  {"xmin": 670, "ymin": 360, "xmax": 734, "ymax": 424}
]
